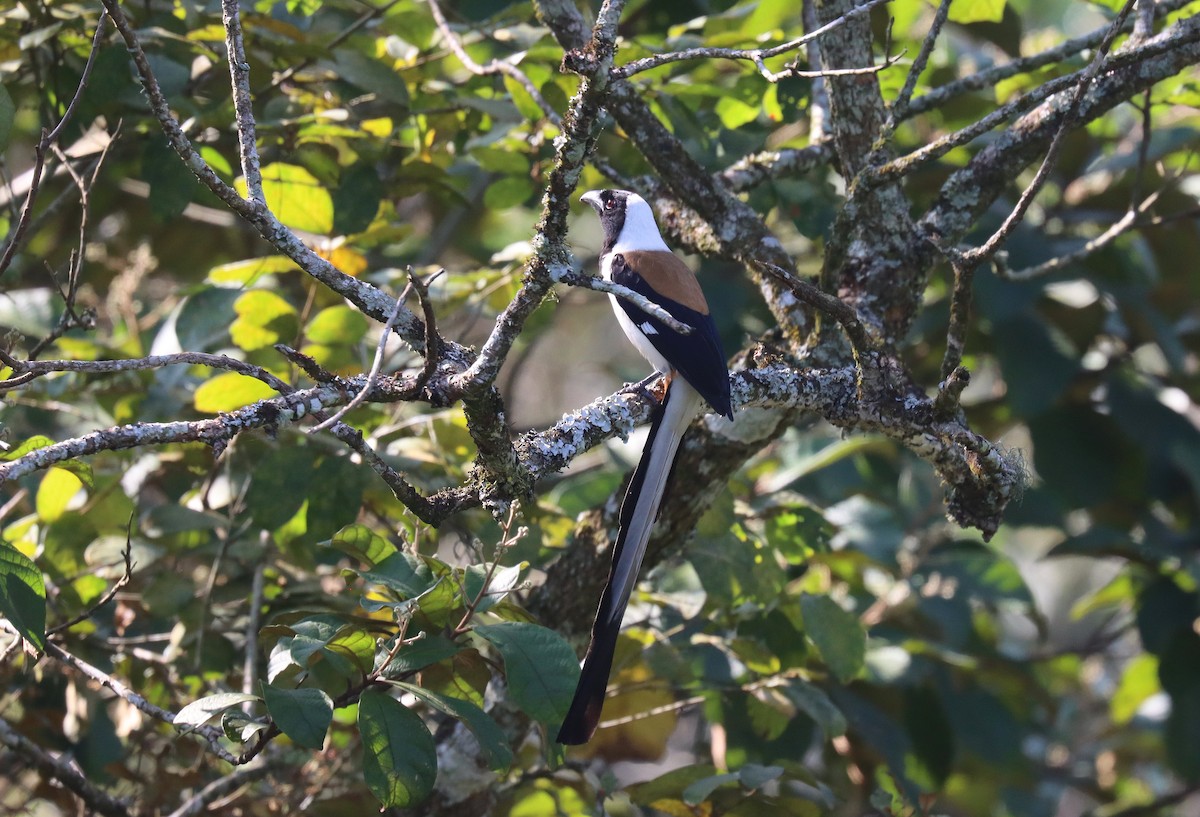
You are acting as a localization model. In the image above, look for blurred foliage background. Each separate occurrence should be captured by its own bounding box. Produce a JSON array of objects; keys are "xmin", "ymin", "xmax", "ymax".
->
[{"xmin": 0, "ymin": 0, "xmax": 1199, "ymax": 815}]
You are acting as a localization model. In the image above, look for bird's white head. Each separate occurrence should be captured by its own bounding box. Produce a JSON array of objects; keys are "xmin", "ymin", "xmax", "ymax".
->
[{"xmin": 581, "ymin": 189, "xmax": 670, "ymax": 255}]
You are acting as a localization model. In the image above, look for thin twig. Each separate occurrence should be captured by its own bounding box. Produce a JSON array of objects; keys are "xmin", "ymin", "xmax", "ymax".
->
[
  {"xmin": 870, "ymin": 29, "xmax": 1189, "ymax": 189},
  {"xmin": 0, "ymin": 350, "xmax": 292, "ymax": 394},
  {"xmin": 42, "ymin": 639, "xmax": 239, "ymax": 763},
  {"xmin": 166, "ymin": 762, "xmax": 272, "ymax": 817},
  {"xmin": 889, "ymin": 0, "xmax": 952, "ymax": 123},
  {"xmin": 261, "ymin": 0, "xmax": 403, "ymax": 94},
  {"xmin": 47, "ymin": 526, "xmax": 134, "ymax": 636},
  {"xmin": 996, "ymin": 191, "xmax": 1162, "ymax": 281},
  {"xmin": 959, "ymin": 0, "xmax": 1139, "ymax": 268},
  {"xmin": 553, "ymin": 270, "xmax": 694, "ymax": 335},
  {"xmin": 309, "ymin": 280, "xmax": 416, "ymax": 433},
  {"xmin": 902, "ymin": 0, "xmax": 1188, "ymax": 119},
  {"xmin": 612, "ymin": 0, "xmax": 893, "ymax": 79},
  {"xmin": 754, "ymin": 261, "xmax": 874, "ymax": 357},
  {"xmin": 0, "ymin": 717, "xmax": 132, "ymax": 817},
  {"xmin": 0, "ymin": 13, "xmax": 107, "ymax": 278},
  {"xmin": 428, "ymin": 0, "xmax": 561, "ymax": 123}
]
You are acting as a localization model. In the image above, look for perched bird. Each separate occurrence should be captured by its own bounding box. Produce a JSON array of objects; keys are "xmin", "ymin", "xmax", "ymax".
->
[{"xmin": 557, "ymin": 189, "xmax": 733, "ymax": 745}]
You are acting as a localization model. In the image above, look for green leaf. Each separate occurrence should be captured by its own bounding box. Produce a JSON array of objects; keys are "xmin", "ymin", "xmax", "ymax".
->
[
  {"xmin": 948, "ymin": 0, "xmax": 1006, "ymax": 23},
  {"xmin": 208, "ymin": 256, "xmax": 299, "ymax": 286},
  {"xmin": 358, "ymin": 688, "xmax": 437, "ymax": 808},
  {"xmin": 462, "ymin": 562, "xmax": 527, "ymax": 614},
  {"xmin": 306, "ymin": 457, "xmax": 369, "ymax": 542},
  {"xmin": 230, "ymin": 289, "xmax": 300, "ymax": 351},
  {"xmin": 1112, "ymin": 653, "xmax": 1159, "ymax": 725},
  {"xmin": 682, "ymin": 772, "xmax": 739, "ymax": 805},
  {"xmin": 784, "ymin": 679, "xmax": 846, "ymax": 736},
  {"xmin": 1, "ymin": 435, "xmax": 54, "ymax": 461},
  {"xmin": 392, "ymin": 682, "xmax": 513, "ymax": 770},
  {"xmin": 325, "ymin": 523, "xmax": 393, "ymax": 566},
  {"xmin": 333, "ymin": 163, "xmax": 384, "ymax": 235},
  {"xmin": 35, "ymin": 468, "xmax": 84, "ymax": 523},
  {"xmin": 357, "ymin": 551, "xmax": 437, "ymax": 599},
  {"xmin": 800, "ymin": 595, "xmax": 865, "ymax": 683},
  {"xmin": 193, "ymin": 372, "xmax": 279, "ymax": 413},
  {"xmin": 474, "ymin": 622, "xmax": 578, "ymax": 724},
  {"xmin": 175, "ymin": 692, "xmax": 261, "ymax": 730},
  {"xmin": 239, "ymin": 163, "xmax": 333, "ymax": 234},
  {"xmin": 262, "ymin": 684, "xmax": 333, "ymax": 749},
  {"xmin": 378, "ymin": 634, "xmax": 462, "ymax": 675},
  {"xmin": 245, "ymin": 445, "xmax": 316, "ymax": 532},
  {"xmin": 0, "ymin": 84, "xmax": 14, "ymax": 153},
  {"xmin": 0, "ymin": 543, "xmax": 46, "ymax": 652},
  {"xmin": 305, "ymin": 305, "xmax": 368, "ymax": 346},
  {"xmin": 142, "ymin": 136, "xmax": 194, "ymax": 222},
  {"xmin": 715, "ymin": 96, "xmax": 760, "ymax": 129},
  {"xmin": 483, "ymin": 176, "xmax": 534, "ymax": 210},
  {"xmin": 334, "ymin": 50, "xmax": 410, "ymax": 107}
]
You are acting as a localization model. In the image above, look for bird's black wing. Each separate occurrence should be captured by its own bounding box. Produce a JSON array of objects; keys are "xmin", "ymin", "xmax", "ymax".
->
[{"xmin": 609, "ymin": 254, "xmax": 733, "ymax": 418}]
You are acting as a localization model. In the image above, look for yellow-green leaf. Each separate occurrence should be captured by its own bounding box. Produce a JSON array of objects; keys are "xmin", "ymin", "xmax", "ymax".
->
[
  {"xmin": 208, "ymin": 256, "xmax": 299, "ymax": 286},
  {"xmin": 36, "ymin": 468, "xmax": 84, "ymax": 523},
  {"xmin": 306, "ymin": 305, "xmax": 368, "ymax": 346},
  {"xmin": 193, "ymin": 372, "xmax": 279, "ymax": 413},
  {"xmin": 231, "ymin": 290, "xmax": 300, "ymax": 351},
  {"xmin": 238, "ymin": 163, "xmax": 334, "ymax": 234},
  {"xmin": 948, "ymin": 0, "xmax": 1006, "ymax": 24}
]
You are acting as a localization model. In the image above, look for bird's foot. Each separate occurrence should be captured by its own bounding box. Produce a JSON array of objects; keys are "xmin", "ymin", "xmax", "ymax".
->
[
  {"xmin": 620, "ymin": 372, "xmax": 669, "ymax": 405},
  {"xmin": 619, "ymin": 371, "xmax": 667, "ymax": 405}
]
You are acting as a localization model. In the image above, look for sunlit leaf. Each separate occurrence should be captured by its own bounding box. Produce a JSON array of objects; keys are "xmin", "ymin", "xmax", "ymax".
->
[
  {"xmin": 238, "ymin": 163, "xmax": 333, "ymax": 234},
  {"xmin": 175, "ymin": 693, "xmax": 261, "ymax": 730},
  {"xmin": 193, "ymin": 372, "xmax": 279, "ymax": 412},
  {"xmin": 36, "ymin": 468, "xmax": 84, "ymax": 523}
]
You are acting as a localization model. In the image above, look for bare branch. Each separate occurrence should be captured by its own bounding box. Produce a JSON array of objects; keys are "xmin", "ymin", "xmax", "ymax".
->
[
  {"xmin": 802, "ymin": 0, "xmax": 831, "ymax": 141},
  {"xmin": 309, "ymin": 280, "xmax": 416, "ymax": 433},
  {"xmin": 0, "ymin": 350, "xmax": 291, "ymax": 393},
  {"xmin": 553, "ymin": 269, "xmax": 694, "ymax": 335},
  {"xmin": 903, "ymin": 0, "xmax": 1190, "ymax": 119},
  {"xmin": 957, "ymin": 0, "xmax": 1140, "ymax": 269},
  {"xmin": 166, "ymin": 763, "xmax": 272, "ymax": 817},
  {"xmin": 718, "ymin": 143, "xmax": 836, "ymax": 192},
  {"xmin": 612, "ymin": 0, "xmax": 893, "ymax": 80},
  {"xmin": 755, "ymin": 261, "xmax": 874, "ymax": 356},
  {"xmin": 428, "ymin": 0, "xmax": 561, "ymax": 124},
  {"xmin": 997, "ymin": 191, "xmax": 1162, "ymax": 281},
  {"xmin": 42, "ymin": 639, "xmax": 239, "ymax": 763},
  {"xmin": 0, "ymin": 716, "xmax": 132, "ymax": 817},
  {"xmin": 888, "ymin": 0, "xmax": 952, "ymax": 123},
  {"xmin": 0, "ymin": 13, "xmax": 107, "ymax": 278},
  {"xmin": 46, "ymin": 526, "xmax": 134, "ymax": 636},
  {"xmin": 448, "ymin": 0, "xmax": 626, "ymax": 397},
  {"xmin": 221, "ymin": 0, "xmax": 265, "ymax": 203}
]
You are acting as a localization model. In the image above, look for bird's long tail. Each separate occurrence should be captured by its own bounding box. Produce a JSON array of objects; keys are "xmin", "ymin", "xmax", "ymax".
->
[{"xmin": 556, "ymin": 377, "xmax": 703, "ymax": 745}]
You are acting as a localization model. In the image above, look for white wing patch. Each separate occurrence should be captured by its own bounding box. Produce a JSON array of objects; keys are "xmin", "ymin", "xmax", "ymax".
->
[{"xmin": 638, "ymin": 321, "xmax": 658, "ymax": 336}]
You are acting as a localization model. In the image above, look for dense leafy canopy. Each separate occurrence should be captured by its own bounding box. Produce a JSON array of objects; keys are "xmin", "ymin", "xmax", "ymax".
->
[{"xmin": 1, "ymin": 0, "xmax": 1198, "ymax": 815}]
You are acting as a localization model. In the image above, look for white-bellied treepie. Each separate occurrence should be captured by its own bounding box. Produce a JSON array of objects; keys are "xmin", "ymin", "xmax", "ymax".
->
[{"xmin": 557, "ymin": 189, "xmax": 733, "ymax": 745}]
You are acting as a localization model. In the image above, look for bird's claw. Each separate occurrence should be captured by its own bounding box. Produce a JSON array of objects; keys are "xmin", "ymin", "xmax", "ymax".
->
[{"xmin": 620, "ymin": 372, "xmax": 669, "ymax": 404}]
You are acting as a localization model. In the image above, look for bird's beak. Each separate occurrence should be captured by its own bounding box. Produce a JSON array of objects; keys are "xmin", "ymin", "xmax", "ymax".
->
[{"xmin": 580, "ymin": 190, "xmax": 602, "ymax": 211}]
